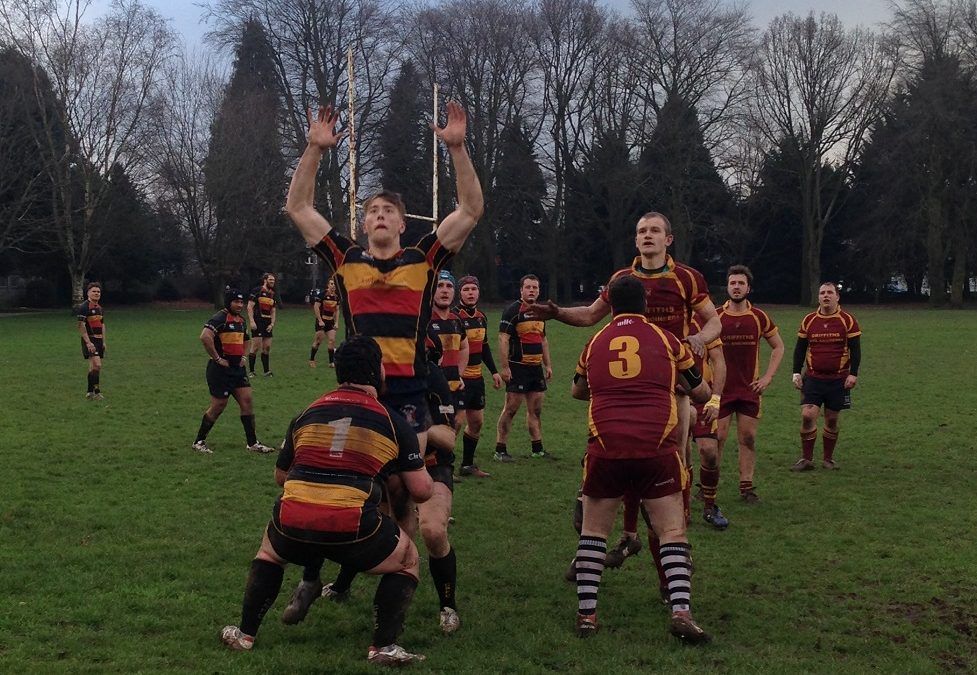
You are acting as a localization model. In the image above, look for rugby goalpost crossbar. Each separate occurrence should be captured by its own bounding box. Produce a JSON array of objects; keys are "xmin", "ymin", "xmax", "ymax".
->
[{"xmin": 347, "ymin": 47, "xmax": 440, "ymax": 238}]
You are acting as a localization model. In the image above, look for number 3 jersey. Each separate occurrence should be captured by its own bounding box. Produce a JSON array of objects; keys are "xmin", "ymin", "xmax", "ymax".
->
[
  {"xmin": 576, "ymin": 313, "xmax": 696, "ymax": 459},
  {"xmin": 274, "ymin": 386, "xmax": 423, "ymax": 543}
]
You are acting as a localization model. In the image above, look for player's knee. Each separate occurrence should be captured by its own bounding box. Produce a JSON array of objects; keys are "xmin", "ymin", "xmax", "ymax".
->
[
  {"xmin": 700, "ymin": 449, "xmax": 719, "ymax": 468},
  {"xmin": 467, "ymin": 417, "xmax": 482, "ymax": 435},
  {"xmin": 740, "ymin": 431, "xmax": 757, "ymax": 448},
  {"xmin": 420, "ymin": 522, "xmax": 449, "ymax": 557}
]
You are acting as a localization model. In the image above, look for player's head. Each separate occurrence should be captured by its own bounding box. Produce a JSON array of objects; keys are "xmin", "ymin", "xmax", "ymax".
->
[
  {"xmin": 262, "ymin": 273, "xmax": 276, "ymax": 289},
  {"xmin": 362, "ymin": 190, "xmax": 407, "ymax": 247},
  {"xmin": 458, "ymin": 275, "xmax": 480, "ymax": 306},
  {"xmin": 519, "ymin": 274, "xmax": 540, "ymax": 303},
  {"xmin": 335, "ymin": 335, "xmax": 384, "ymax": 391},
  {"xmin": 607, "ymin": 275, "xmax": 647, "ymax": 315},
  {"xmin": 434, "ymin": 270, "xmax": 455, "ymax": 309},
  {"xmin": 727, "ymin": 264, "xmax": 753, "ymax": 301},
  {"xmin": 818, "ymin": 282, "xmax": 840, "ymax": 312},
  {"xmin": 224, "ymin": 287, "xmax": 245, "ymax": 314},
  {"xmin": 85, "ymin": 282, "xmax": 102, "ymax": 302},
  {"xmin": 635, "ymin": 212, "xmax": 673, "ymax": 258},
  {"xmin": 326, "ymin": 276, "xmax": 336, "ymax": 294}
]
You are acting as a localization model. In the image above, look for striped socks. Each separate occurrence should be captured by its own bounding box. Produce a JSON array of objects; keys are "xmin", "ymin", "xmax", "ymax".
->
[
  {"xmin": 575, "ymin": 537, "xmax": 607, "ymax": 616},
  {"xmin": 660, "ymin": 542, "xmax": 693, "ymax": 613}
]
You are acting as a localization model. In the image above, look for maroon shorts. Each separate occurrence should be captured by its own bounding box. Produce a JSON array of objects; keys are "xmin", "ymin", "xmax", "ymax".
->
[
  {"xmin": 582, "ymin": 453, "xmax": 685, "ymax": 500},
  {"xmin": 691, "ymin": 403, "xmax": 718, "ymax": 440},
  {"xmin": 719, "ymin": 394, "xmax": 761, "ymax": 420}
]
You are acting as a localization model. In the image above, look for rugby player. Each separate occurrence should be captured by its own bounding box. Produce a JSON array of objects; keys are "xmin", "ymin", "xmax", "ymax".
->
[
  {"xmin": 247, "ymin": 273, "xmax": 279, "ymax": 377},
  {"xmin": 220, "ymin": 337, "xmax": 434, "ymax": 666},
  {"xmin": 572, "ymin": 276, "xmax": 711, "ymax": 643},
  {"xmin": 715, "ymin": 265, "xmax": 784, "ymax": 501},
  {"xmin": 281, "ymin": 101, "xmax": 482, "ymax": 629},
  {"xmin": 309, "ymin": 277, "xmax": 340, "ymax": 368},
  {"xmin": 495, "ymin": 274, "xmax": 553, "ymax": 461},
  {"xmin": 455, "ymin": 275, "xmax": 502, "ymax": 477},
  {"xmin": 688, "ymin": 317, "xmax": 728, "ymax": 529},
  {"xmin": 791, "ymin": 282, "xmax": 861, "ymax": 471},
  {"xmin": 75, "ymin": 282, "xmax": 106, "ymax": 400},
  {"xmin": 193, "ymin": 289, "xmax": 274, "ymax": 454},
  {"xmin": 530, "ymin": 213, "xmax": 720, "ymax": 567}
]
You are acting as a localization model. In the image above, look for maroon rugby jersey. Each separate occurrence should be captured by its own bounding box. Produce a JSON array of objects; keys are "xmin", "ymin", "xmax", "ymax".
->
[
  {"xmin": 718, "ymin": 301, "xmax": 778, "ymax": 396},
  {"xmin": 599, "ymin": 255, "xmax": 710, "ymax": 339},
  {"xmin": 576, "ymin": 313, "xmax": 695, "ymax": 459},
  {"xmin": 797, "ymin": 308, "xmax": 861, "ymax": 380}
]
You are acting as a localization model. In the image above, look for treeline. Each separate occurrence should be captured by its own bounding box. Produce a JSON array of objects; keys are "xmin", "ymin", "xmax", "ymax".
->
[{"xmin": 1, "ymin": 0, "xmax": 976, "ymax": 307}]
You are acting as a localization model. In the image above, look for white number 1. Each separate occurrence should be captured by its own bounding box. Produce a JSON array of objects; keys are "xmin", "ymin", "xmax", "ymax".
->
[{"xmin": 328, "ymin": 417, "xmax": 353, "ymax": 457}]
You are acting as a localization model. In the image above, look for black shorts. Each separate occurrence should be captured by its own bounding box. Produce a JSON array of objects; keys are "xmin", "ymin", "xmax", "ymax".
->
[
  {"xmin": 266, "ymin": 513, "xmax": 400, "ymax": 571},
  {"xmin": 426, "ymin": 463, "xmax": 455, "ymax": 493},
  {"xmin": 315, "ymin": 319, "xmax": 335, "ymax": 333},
  {"xmin": 801, "ymin": 376, "xmax": 851, "ymax": 412},
  {"xmin": 382, "ymin": 389, "xmax": 432, "ymax": 433},
  {"xmin": 206, "ymin": 360, "xmax": 250, "ymax": 399},
  {"xmin": 425, "ymin": 364, "xmax": 456, "ymax": 428},
  {"xmin": 460, "ymin": 377, "xmax": 486, "ymax": 410},
  {"xmin": 81, "ymin": 338, "xmax": 104, "ymax": 359},
  {"xmin": 254, "ymin": 320, "xmax": 273, "ymax": 338},
  {"xmin": 507, "ymin": 363, "xmax": 547, "ymax": 394}
]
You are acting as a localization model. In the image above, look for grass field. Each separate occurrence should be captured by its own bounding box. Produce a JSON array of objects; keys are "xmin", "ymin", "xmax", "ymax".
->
[{"xmin": 2, "ymin": 304, "xmax": 977, "ymax": 673}]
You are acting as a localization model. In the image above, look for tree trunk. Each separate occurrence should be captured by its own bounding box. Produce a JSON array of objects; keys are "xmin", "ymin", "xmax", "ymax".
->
[
  {"xmin": 70, "ymin": 268, "xmax": 85, "ymax": 305},
  {"xmin": 950, "ymin": 241, "xmax": 967, "ymax": 309},
  {"xmin": 925, "ymin": 197, "xmax": 946, "ymax": 307}
]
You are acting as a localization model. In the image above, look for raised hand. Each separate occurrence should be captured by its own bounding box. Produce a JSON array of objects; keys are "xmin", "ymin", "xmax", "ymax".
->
[
  {"xmin": 306, "ymin": 105, "xmax": 345, "ymax": 150},
  {"xmin": 431, "ymin": 100, "xmax": 467, "ymax": 148}
]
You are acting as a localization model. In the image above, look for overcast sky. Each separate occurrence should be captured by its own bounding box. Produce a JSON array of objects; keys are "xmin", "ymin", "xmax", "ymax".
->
[{"xmin": 89, "ymin": 0, "xmax": 893, "ymax": 50}]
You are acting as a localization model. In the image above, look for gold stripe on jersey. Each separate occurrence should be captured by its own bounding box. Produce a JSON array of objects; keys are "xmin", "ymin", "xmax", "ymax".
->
[
  {"xmin": 282, "ymin": 480, "xmax": 370, "ymax": 508},
  {"xmin": 294, "ymin": 423, "xmax": 398, "ymax": 460},
  {"xmin": 341, "ymin": 261, "xmax": 431, "ymax": 302}
]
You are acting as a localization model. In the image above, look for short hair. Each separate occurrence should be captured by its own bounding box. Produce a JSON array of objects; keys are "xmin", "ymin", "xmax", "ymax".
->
[
  {"xmin": 458, "ymin": 275, "xmax": 479, "ymax": 289},
  {"xmin": 819, "ymin": 281, "xmax": 841, "ymax": 293},
  {"xmin": 727, "ymin": 264, "xmax": 753, "ymax": 287},
  {"xmin": 638, "ymin": 212, "xmax": 672, "ymax": 235},
  {"xmin": 86, "ymin": 282, "xmax": 101, "ymax": 292},
  {"xmin": 363, "ymin": 190, "xmax": 407, "ymax": 219},
  {"xmin": 607, "ymin": 275, "xmax": 647, "ymax": 315},
  {"xmin": 520, "ymin": 274, "xmax": 539, "ymax": 288},
  {"xmin": 335, "ymin": 336, "xmax": 383, "ymax": 390}
]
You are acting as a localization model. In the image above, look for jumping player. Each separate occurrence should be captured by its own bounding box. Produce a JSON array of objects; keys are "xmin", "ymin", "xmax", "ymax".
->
[
  {"xmin": 572, "ymin": 276, "xmax": 711, "ymax": 643},
  {"xmin": 715, "ymin": 265, "xmax": 784, "ymax": 501},
  {"xmin": 193, "ymin": 288, "xmax": 274, "ymax": 454},
  {"xmin": 219, "ymin": 336, "xmax": 434, "ymax": 666},
  {"xmin": 791, "ymin": 282, "xmax": 861, "ymax": 471},
  {"xmin": 247, "ymin": 273, "xmax": 279, "ymax": 377},
  {"xmin": 75, "ymin": 282, "xmax": 106, "ymax": 400},
  {"xmin": 309, "ymin": 277, "xmax": 340, "ymax": 367},
  {"xmin": 455, "ymin": 275, "xmax": 502, "ymax": 477},
  {"xmin": 495, "ymin": 274, "xmax": 553, "ymax": 461}
]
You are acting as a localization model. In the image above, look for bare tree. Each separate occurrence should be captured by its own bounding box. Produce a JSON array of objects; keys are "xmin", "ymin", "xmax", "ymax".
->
[
  {"xmin": 0, "ymin": 0, "xmax": 175, "ymax": 302},
  {"xmin": 751, "ymin": 13, "xmax": 896, "ymax": 304}
]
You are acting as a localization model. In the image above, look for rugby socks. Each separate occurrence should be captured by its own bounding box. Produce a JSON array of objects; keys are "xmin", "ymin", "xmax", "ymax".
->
[
  {"xmin": 261, "ymin": 353, "xmax": 270, "ymax": 374},
  {"xmin": 327, "ymin": 348, "xmax": 335, "ymax": 365},
  {"xmin": 195, "ymin": 414, "xmax": 215, "ymax": 442},
  {"xmin": 575, "ymin": 536, "xmax": 607, "ymax": 616},
  {"xmin": 462, "ymin": 432, "xmax": 479, "ymax": 467},
  {"xmin": 92, "ymin": 371, "xmax": 100, "ymax": 393},
  {"xmin": 622, "ymin": 494, "xmax": 640, "ymax": 532},
  {"xmin": 372, "ymin": 572, "xmax": 418, "ymax": 648},
  {"xmin": 248, "ymin": 353, "xmax": 257, "ymax": 373},
  {"xmin": 801, "ymin": 429, "xmax": 817, "ymax": 461},
  {"xmin": 739, "ymin": 480, "xmax": 754, "ymax": 496},
  {"xmin": 332, "ymin": 566, "xmax": 358, "ymax": 594},
  {"xmin": 531, "ymin": 439, "xmax": 544, "ymax": 455},
  {"xmin": 822, "ymin": 429, "xmax": 839, "ymax": 461},
  {"xmin": 660, "ymin": 542, "xmax": 693, "ymax": 613},
  {"xmin": 495, "ymin": 442, "xmax": 507, "ymax": 456},
  {"xmin": 240, "ymin": 559, "xmax": 284, "ymax": 637},
  {"xmin": 302, "ymin": 560, "xmax": 324, "ymax": 583},
  {"xmin": 700, "ymin": 464, "xmax": 720, "ymax": 509},
  {"xmin": 429, "ymin": 548, "xmax": 457, "ymax": 610},
  {"xmin": 310, "ymin": 346, "xmax": 319, "ymax": 361},
  {"xmin": 241, "ymin": 415, "xmax": 257, "ymax": 446},
  {"xmin": 87, "ymin": 372, "xmax": 96, "ymax": 393}
]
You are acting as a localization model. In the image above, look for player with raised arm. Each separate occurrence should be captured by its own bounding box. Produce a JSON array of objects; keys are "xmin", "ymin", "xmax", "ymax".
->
[
  {"xmin": 790, "ymin": 282, "xmax": 861, "ymax": 471},
  {"xmin": 572, "ymin": 276, "xmax": 712, "ymax": 643},
  {"xmin": 193, "ymin": 289, "xmax": 274, "ymax": 454},
  {"xmin": 75, "ymin": 282, "xmax": 106, "ymax": 400},
  {"xmin": 715, "ymin": 265, "xmax": 784, "ymax": 502},
  {"xmin": 454, "ymin": 275, "xmax": 502, "ymax": 477},
  {"xmin": 219, "ymin": 337, "xmax": 434, "ymax": 666}
]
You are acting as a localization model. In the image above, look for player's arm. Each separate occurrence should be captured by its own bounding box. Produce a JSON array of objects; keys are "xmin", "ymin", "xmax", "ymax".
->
[
  {"xmin": 312, "ymin": 300, "xmax": 322, "ymax": 325},
  {"xmin": 498, "ymin": 333, "xmax": 511, "ymax": 382},
  {"xmin": 247, "ymin": 299, "xmax": 257, "ymax": 330},
  {"xmin": 678, "ymin": 363, "xmax": 711, "ymax": 404},
  {"xmin": 791, "ymin": 337, "xmax": 809, "ymax": 390},
  {"xmin": 688, "ymin": 300, "xmax": 721, "ymax": 357},
  {"xmin": 285, "ymin": 106, "xmax": 343, "ymax": 246},
  {"xmin": 528, "ymin": 297, "xmax": 610, "ymax": 327},
  {"xmin": 845, "ymin": 336, "xmax": 861, "ymax": 389},
  {"xmin": 78, "ymin": 318, "xmax": 96, "ymax": 354},
  {"xmin": 432, "ymin": 101, "xmax": 484, "ymax": 252},
  {"xmin": 754, "ymin": 331, "xmax": 785, "ymax": 393},
  {"xmin": 541, "ymin": 335, "xmax": 553, "ymax": 380},
  {"xmin": 269, "ymin": 301, "xmax": 277, "ymax": 329},
  {"xmin": 391, "ymin": 413, "xmax": 434, "ymax": 503},
  {"xmin": 701, "ymin": 344, "xmax": 725, "ymax": 423},
  {"xmin": 481, "ymin": 338, "xmax": 503, "ymax": 389},
  {"xmin": 457, "ymin": 336, "xmax": 470, "ymax": 388},
  {"xmin": 571, "ymin": 372, "xmax": 590, "ymax": 400},
  {"xmin": 275, "ymin": 418, "xmax": 298, "ymax": 486},
  {"xmin": 199, "ymin": 327, "xmax": 228, "ymax": 366},
  {"xmin": 100, "ymin": 317, "xmax": 106, "ymax": 347}
]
